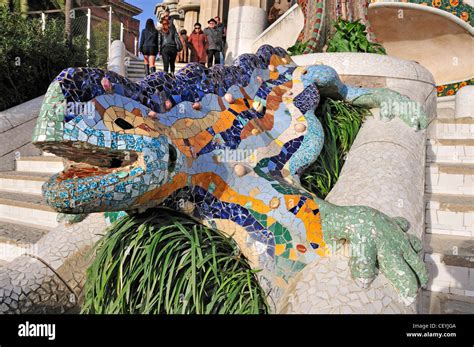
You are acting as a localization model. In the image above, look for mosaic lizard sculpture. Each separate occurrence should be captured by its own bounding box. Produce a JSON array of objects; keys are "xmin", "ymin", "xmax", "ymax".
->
[{"xmin": 33, "ymin": 45, "xmax": 429, "ymax": 305}]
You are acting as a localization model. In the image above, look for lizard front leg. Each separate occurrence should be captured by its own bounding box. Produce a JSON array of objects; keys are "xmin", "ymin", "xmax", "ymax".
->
[
  {"xmin": 317, "ymin": 198, "xmax": 428, "ymax": 305},
  {"xmin": 300, "ymin": 64, "xmax": 429, "ymax": 130}
]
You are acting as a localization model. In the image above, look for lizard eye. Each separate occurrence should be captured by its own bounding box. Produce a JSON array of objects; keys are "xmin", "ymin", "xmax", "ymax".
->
[
  {"xmin": 114, "ymin": 118, "xmax": 134, "ymax": 130},
  {"xmin": 302, "ymin": 70, "xmax": 308, "ymax": 75},
  {"xmin": 168, "ymin": 144, "xmax": 177, "ymax": 172}
]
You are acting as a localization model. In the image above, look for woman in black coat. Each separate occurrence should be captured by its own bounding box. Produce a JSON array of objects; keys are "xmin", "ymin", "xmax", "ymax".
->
[
  {"xmin": 157, "ymin": 18, "xmax": 181, "ymax": 75},
  {"xmin": 139, "ymin": 18, "xmax": 159, "ymax": 75}
]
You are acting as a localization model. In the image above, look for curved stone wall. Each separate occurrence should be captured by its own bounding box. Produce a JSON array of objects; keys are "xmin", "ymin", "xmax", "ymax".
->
[
  {"xmin": 0, "ymin": 214, "xmax": 106, "ymax": 313},
  {"xmin": 368, "ymin": 2, "xmax": 474, "ymax": 87}
]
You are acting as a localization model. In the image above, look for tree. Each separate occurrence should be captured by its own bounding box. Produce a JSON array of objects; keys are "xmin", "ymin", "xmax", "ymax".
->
[
  {"xmin": 0, "ymin": 0, "xmax": 29, "ymax": 16},
  {"xmin": 65, "ymin": 0, "xmax": 72, "ymax": 46},
  {"xmin": 90, "ymin": 20, "xmax": 121, "ymax": 69}
]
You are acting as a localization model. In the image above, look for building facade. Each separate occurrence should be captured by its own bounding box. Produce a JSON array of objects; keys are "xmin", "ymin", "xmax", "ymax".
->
[
  {"xmin": 154, "ymin": 0, "xmax": 297, "ymax": 61},
  {"xmin": 78, "ymin": 0, "xmax": 142, "ymax": 54},
  {"xmin": 155, "ymin": 0, "xmax": 296, "ymax": 32}
]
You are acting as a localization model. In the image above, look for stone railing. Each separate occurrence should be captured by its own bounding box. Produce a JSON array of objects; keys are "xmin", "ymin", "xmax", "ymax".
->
[
  {"xmin": 0, "ymin": 97, "xmax": 44, "ymax": 172},
  {"xmin": 251, "ymin": 3, "xmax": 304, "ymax": 54},
  {"xmin": 108, "ymin": 40, "xmax": 127, "ymax": 77}
]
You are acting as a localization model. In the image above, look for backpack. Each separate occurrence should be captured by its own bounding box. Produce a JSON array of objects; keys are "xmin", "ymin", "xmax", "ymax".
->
[{"xmin": 174, "ymin": 31, "xmax": 183, "ymax": 52}]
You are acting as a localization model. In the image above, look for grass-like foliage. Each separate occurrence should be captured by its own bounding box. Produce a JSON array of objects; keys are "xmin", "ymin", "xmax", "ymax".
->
[
  {"xmin": 301, "ymin": 98, "xmax": 369, "ymax": 198},
  {"xmin": 82, "ymin": 209, "xmax": 270, "ymax": 314}
]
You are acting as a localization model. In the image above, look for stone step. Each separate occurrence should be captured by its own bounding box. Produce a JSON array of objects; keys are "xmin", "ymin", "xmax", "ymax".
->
[
  {"xmin": 425, "ymin": 193, "xmax": 473, "ymax": 237},
  {"xmin": 427, "ymin": 117, "xmax": 474, "ymax": 140},
  {"xmin": 127, "ymin": 60, "xmax": 145, "ymax": 66},
  {"xmin": 435, "ymin": 96, "xmax": 455, "ymax": 119},
  {"xmin": 15, "ymin": 156, "xmax": 64, "ymax": 173},
  {"xmin": 420, "ymin": 290, "xmax": 474, "ymax": 313},
  {"xmin": 423, "ymin": 233, "xmax": 474, "ymax": 297},
  {"xmin": 426, "ymin": 139, "xmax": 474, "ymax": 164},
  {"xmin": 0, "ymin": 218, "xmax": 49, "ymax": 262},
  {"xmin": 0, "ymin": 171, "xmax": 50, "ymax": 195},
  {"xmin": 127, "ymin": 73, "xmax": 145, "ymax": 79},
  {"xmin": 127, "ymin": 61, "xmax": 188, "ymax": 68},
  {"xmin": 127, "ymin": 62, "xmax": 189, "ymax": 80},
  {"xmin": 436, "ymin": 108, "xmax": 456, "ymax": 119},
  {"xmin": 127, "ymin": 66, "xmax": 145, "ymax": 73},
  {"xmin": 425, "ymin": 163, "xmax": 474, "ymax": 196},
  {"xmin": 0, "ymin": 190, "xmax": 58, "ymax": 229}
]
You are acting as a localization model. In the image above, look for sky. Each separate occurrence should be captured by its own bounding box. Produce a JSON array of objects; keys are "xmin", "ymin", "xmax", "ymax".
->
[{"xmin": 129, "ymin": 0, "xmax": 162, "ymax": 32}]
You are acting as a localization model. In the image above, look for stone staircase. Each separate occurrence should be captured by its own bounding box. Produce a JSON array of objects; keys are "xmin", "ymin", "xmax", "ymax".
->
[
  {"xmin": 0, "ymin": 153, "xmax": 63, "ymax": 264},
  {"xmin": 421, "ymin": 95, "xmax": 474, "ymax": 313},
  {"xmin": 126, "ymin": 59, "xmax": 146, "ymax": 81},
  {"xmin": 126, "ymin": 59, "xmax": 189, "ymax": 81}
]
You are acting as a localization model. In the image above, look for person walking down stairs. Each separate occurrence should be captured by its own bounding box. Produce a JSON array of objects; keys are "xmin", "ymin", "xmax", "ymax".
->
[
  {"xmin": 158, "ymin": 19, "xmax": 183, "ymax": 75},
  {"xmin": 139, "ymin": 18, "xmax": 159, "ymax": 76},
  {"xmin": 176, "ymin": 29, "xmax": 189, "ymax": 63},
  {"xmin": 204, "ymin": 18, "xmax": 223, "ymax": 68},
  {"xmin": 188, "ymin": 23, "xmax": 208, "ymax": 65}
]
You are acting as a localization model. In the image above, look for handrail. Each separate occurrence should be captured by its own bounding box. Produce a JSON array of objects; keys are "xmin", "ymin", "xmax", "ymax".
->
[{"xmin": 253, "ymin": 3, "xmax": 300, "ymax": 43}]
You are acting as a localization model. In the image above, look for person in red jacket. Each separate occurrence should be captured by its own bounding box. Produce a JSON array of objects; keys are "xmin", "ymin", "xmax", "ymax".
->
[{"xmin": 188, "ymin": 22, "xmax": 208, "ymax": 65}]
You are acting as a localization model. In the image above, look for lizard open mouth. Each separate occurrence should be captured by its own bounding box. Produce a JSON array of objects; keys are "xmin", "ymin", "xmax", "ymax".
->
[
  {"xmin": 33, "ymin": 139, "xmax": 151, "ymax": 213},
  {"xmin": 36, "ymin": 141, "xmax": 141, "ymax": 181}
]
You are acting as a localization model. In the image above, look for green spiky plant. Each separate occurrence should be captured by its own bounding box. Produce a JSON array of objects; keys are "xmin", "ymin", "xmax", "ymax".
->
[
  {"xmin": 301, "ymin": 98, "xmax": 369, "ymax": 198},
  {"xmin": 287, "ymin": 41, "xmax": 308, "ymax": 56},
  {"xmin": 327, "ymin": 18, "xmax": 386, "ymax": 54},
  {"xmin": 82, "ymin": 209, "xmax": 270, "ymax": 314}
]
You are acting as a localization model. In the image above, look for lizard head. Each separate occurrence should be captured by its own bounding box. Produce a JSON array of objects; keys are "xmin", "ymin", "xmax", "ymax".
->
[
  {"xmin": 32, "ymin": 69, "xmax": 180, "ymax": 214},
  {"xmin": 32, "ymin": 45, "xmax": 299, "ymax": 215}
]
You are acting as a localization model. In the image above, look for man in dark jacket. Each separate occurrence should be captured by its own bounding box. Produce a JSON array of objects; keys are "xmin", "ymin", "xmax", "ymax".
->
[
  {"xmin": 214, "ymin": 16, "xmax": 226, "ymax": 63},
  {"xmin": 203, "ymin": 18, "xmax": 223, "ymax": 68},
  {"xmin": 214, "ymin": 16, "xmax": 226, "ymax": 42}
]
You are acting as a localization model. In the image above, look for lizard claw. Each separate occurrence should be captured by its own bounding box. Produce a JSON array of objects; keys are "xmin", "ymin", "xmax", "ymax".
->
[{"xmin": 322, "ymin": 205, "xmax": 429, "ymax": 306}]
